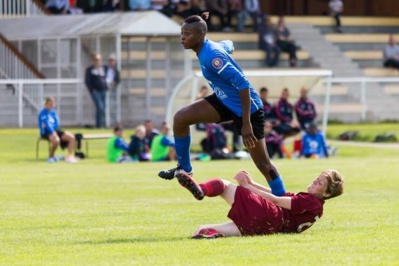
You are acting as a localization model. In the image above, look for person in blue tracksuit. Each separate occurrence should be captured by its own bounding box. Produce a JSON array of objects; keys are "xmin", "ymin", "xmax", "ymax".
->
[
  {"xmin": 301, "ymin": 123, "xmax": 329, "ymax": 159},
  {"xmin": 158, "ymin": 13, "xmax": 286, "ymax": 196},
  {"xmin": 38, "ymin": 97, "xmax": 77, "ymax": 163}
]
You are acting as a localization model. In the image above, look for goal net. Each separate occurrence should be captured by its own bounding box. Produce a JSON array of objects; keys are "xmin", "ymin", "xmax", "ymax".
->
[{"xmin": 166, "ymin": 69, "xmax": 333, "ymax": 146}]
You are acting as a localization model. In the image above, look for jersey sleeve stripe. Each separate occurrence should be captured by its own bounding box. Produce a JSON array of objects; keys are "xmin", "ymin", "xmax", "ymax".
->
[{"xmin": 217, "ymin": 62, "xmax": 232, "ymax": 74}]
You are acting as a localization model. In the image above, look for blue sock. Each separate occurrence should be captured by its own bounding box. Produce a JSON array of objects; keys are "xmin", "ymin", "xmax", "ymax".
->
[
  {"xmin": 268, "ymin": 176, "xmax": 286, "ymax": 196},
  {"xmin": 174, "ymin": 135, "xmax": 192, "ymax": 173}
]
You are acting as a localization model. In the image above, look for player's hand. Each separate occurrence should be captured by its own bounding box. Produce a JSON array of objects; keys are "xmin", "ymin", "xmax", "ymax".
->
[
  {"xmin": 234, "ymin": 170, "xmax": 252, "ymax": 187},
  {"xmin": 242, "ymin": 122, "xmax": 257, "ymax": 149}
]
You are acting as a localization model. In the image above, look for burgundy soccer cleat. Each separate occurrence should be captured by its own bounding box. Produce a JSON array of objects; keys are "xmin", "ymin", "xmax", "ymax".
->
[
  {"xmin": 176, "ymin": 172, "xmax": 204, "ymax": 200},
  {"xmin": 192, "ymin": 228, "xmax": 225, "ymax": 239}
]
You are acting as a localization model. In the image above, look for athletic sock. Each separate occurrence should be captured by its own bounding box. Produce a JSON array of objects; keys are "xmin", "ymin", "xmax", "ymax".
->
[
  {"xmin": 268, "ymin": 176, "xmax": 286, "ymax": 196},
  {"xmin": 174, "ymin": 135, "xmax": 192, "ymax": 173},
  {"xmin": 199, "ymin": 178, "xmax": 225, "ymax": 197}
]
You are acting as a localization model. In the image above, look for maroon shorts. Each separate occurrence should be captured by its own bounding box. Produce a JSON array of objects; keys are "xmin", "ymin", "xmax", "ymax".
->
[{"xmin": 227, "ymin": 186, "xmax": 283, "ymax": 236}]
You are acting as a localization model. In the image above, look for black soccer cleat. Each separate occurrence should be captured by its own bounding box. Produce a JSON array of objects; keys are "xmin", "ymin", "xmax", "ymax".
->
[
  {"xmin": 158, "ymin": 165, "xmax": 193, "ymax": 180},
  {"xmin": 176, "ymin": 172, "xmax": 204, "ymax": 200}
]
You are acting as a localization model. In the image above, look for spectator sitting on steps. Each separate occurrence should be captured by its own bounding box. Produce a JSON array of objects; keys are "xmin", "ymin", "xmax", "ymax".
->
[
  {"xmin": 383, "ymin": 34, "xmax": 399, "ymax": 71},
  {"xmin": 258, "ymin": 17, "xmax": 280, "ymax": 67},
  {"xmin": 275, "ymin": 16, "xmax": 297, "ymax": 67}
]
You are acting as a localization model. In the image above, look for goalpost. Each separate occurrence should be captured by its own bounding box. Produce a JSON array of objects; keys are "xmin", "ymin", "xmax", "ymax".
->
[{"xmin": 166, "ymin": 69, "xmax": 333, "ymax": 141}]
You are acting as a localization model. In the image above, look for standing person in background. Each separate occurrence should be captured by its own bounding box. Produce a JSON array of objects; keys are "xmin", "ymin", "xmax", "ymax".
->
[
  {"xmin": 106, "ymin": 125, "xmax": 131, "ymax": 163},
  {"xmin": 258, "ymin": 17, "xmax": 280, "ymax": 67},
  {"xmin": 301, "ymin": 123, "xmax": 329, "ymax": 159},
  {"xmin": 143, "ymin": 120, "xmax": 160, "ymax": 153},
  {"xmin": 151, "ymin": 123, "xmax": 176, "ymax": 162},
  {"xmin": 275, "ymin": 16, "xmax": 297, "ymax": 67},
  {"xmin": 383, "ymin": 34, "xmax": 399, "ymax": 70},
  {"xmin": 85, "ymin": 53, "xmax": 108, "ymax": 128},
  {"xmin": 105, "ymin": 53, "xmax": 120, "ymax": 124},
  {"xmin": 38, "ymin": 97, "xmax": 77, "ymax": 163},
  {"xmin": 274, "ymin": 88, "xmax": 300, "ymax": 138},
  {"xmin": 295, "ymin": 87, "xmax": 317, "ymax": 130},
  {"xmin": 329, "ymin": 0, "xmax": 343, "ymax": 33}
]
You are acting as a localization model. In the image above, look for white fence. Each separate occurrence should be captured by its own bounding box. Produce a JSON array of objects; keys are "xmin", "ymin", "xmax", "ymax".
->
[
  {"xmin": 0, "ymin": 79, "xmax": 121, "ymax": 128},
  {"xmin": 0, "ymin": 0, "xmax": 46, "ymax": 17}
]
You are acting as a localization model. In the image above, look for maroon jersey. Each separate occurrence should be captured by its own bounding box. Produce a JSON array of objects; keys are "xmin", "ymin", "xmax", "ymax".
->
[{"xmin": 281, "ymin": 192, "xmax": 324, "ymax": 233}]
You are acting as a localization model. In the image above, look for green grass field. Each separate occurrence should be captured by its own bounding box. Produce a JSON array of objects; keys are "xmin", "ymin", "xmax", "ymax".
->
[{"xmin": 1, "ymin": 128, "xmax": 399, "ymax": 265}]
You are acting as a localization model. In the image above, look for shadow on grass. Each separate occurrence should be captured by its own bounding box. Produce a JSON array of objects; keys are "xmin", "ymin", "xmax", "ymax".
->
[{"xmin": 76, "ymin": 236, "xmax": 186, "ymax": 245}]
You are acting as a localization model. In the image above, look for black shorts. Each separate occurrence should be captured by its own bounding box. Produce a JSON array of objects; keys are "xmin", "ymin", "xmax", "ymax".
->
[
  {"xmin": 204, "ymin": 93, "xmax": 265, "ymax": 140},
  {"xmin": 41, "ymin": 130, "xmax": 68, "ymax": 150}
]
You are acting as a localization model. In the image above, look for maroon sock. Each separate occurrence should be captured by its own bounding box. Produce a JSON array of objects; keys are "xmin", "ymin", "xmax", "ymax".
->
[{"xmin": 199, "ymin": 178, "xmax": 226, "ymax": 197}]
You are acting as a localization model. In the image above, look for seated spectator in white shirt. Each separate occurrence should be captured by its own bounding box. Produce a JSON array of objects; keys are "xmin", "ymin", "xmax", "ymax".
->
[
  {"xmin": 45, "ymin": 0, "xmax": 70, "ymax": 14},
  {"xmin": 383, "ymin": 34, "xmax": 399, "ymax": 70}
]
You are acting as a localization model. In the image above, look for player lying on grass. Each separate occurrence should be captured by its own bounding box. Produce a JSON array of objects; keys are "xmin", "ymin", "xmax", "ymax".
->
[{"xmin": 175, "ymin": 169, "xmax": 344, "ymax": 238}]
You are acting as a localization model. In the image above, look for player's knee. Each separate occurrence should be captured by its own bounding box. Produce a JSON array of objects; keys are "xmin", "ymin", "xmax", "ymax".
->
[
  {"xmin": 52, "ymin": 138, "xmax": 60, "ymax": 146},
  {"xmin": 173, "ymin": 110, "xmax": 188, "ymax": 126}
]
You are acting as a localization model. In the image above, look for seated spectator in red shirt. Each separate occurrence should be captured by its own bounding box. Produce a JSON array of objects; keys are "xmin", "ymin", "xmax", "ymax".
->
[
  {"xmin": 295, "ymin": 87, "xmax": 317, "ymax": 130},
  {"xmin": 274, "ymin": 88, "xmax": 300, "ymax": 138},
  {"xmin": 172, "ymin": 168, "xmax": 344, "ymax": 238},
  {"xmin": 259, "ymin": 87, "xmax": 278, "ymax": 125}
]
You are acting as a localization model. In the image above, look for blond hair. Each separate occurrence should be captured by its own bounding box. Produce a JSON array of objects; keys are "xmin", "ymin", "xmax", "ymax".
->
[
  {"xmin": 323, "ymin": 169, "xmax": 344, "ymax": 200},
  {"xmin": 44, "ymin": 97, "xmax": 55, "ymax": 106}
]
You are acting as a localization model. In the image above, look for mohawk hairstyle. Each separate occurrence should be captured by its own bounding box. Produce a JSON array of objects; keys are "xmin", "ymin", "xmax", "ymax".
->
[{"xmin": 184, "ymin": 12, "xmax": 209, "ymax": 33}]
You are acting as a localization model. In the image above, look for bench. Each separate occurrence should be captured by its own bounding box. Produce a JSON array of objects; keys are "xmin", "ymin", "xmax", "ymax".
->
[
  {"xmin": 35, "ymin": 133, "xmax": 113, "ymax": 159},
  {"xmin": 326, "ymin": 34, "xmax": 399, "ymax": 43},
  {"xmin": 363, "ymin": 67, "xmax": 399, "ymax": 77},
  {"xmin": 80, "ymin": 133, "xmax": 113, "ymax": 158},
  {"xmin": 344, "ymin": 50, "xmax": 383, "ymax": 60}
]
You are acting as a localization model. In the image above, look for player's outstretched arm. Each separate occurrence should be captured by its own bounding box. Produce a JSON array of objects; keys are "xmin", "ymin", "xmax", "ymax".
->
[{"xmin": 244, "ymin": 184, "xmax": 292, "ymax": 210}]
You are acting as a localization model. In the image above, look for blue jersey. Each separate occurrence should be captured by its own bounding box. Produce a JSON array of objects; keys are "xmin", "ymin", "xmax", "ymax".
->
[
  {"xmin": 301, "ymin": 132, "xmax": 328, "ymax": 158},
  {"xmin": 197, "ymin": 39, "xmax": 262, "ymax": 117},
  {"xmin": 38, "ymin": 108, "xmax": 59, "ymax": 135}
]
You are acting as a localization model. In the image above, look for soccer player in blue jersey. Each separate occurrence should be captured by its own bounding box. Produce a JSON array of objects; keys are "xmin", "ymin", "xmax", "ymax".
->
[{"xmin": 158, "ymin": 13, "xmax": 286, "ymax": 196}]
